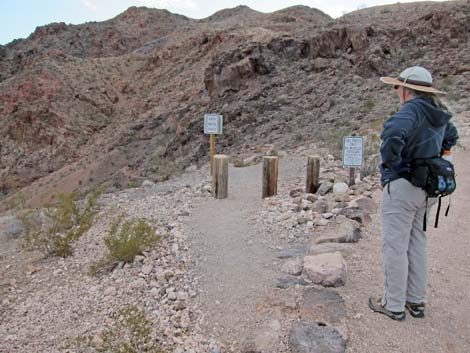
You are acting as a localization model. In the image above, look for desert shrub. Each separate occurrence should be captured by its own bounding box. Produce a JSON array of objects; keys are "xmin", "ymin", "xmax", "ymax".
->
[
  {"xmin": 104, "ymin": 217, "xmax": 160, "ymax": 264},
  {"xmin": 21, "ymin": 187, "xmax": 103, "ymax": 257},
  {"xmin": 70, "ymin": 305, "xmax": 166, "ymax": 353},
  {"xmin": 361, "ymin": 99, "xmax": 376, "ymax": 113}
]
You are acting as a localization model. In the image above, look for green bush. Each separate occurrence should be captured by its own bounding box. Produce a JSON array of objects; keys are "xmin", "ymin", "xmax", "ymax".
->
[
  {"xmin": 21, "ymin": 187, "xmax": 103, "ymax": 257},
  {"xmin": 70, "ymin": 305, "xmax": 167, "ymax": 353},
  {"xmin": 104, "ymin": 217, "xmax": 160, "ymax": 264}
]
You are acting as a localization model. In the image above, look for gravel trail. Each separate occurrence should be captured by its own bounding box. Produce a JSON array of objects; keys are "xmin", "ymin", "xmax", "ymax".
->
[{"xmin": 190, "ymin": 162, "xmax": 279, "ymax": 347}]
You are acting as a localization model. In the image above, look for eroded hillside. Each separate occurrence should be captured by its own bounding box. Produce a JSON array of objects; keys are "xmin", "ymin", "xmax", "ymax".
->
[{"xmin": 1, "ymin": 1, "xmax": 469, "ymax": 208}]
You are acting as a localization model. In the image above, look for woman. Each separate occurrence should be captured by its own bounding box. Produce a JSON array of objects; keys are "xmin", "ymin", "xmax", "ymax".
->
[{"xmin": 368, "ymin": 66, "xmax": 458, "ymax": 321}]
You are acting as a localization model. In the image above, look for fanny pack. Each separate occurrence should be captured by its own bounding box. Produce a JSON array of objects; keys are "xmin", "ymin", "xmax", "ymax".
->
[{"xmin": 403, "ymin": 157, "xmax": 456, "ymax": 231}]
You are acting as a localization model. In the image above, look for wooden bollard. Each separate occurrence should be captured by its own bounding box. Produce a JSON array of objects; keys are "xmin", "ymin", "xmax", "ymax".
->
[
  {"xmin": 212, "ymin": 154, "xmax": 229, "ymax": 199},
  {"xmin": 262, "ymin": 156, "xmax": 278, "ymax": 198},
  {"xmin": 306, "ymin": 155, "xmax": 320, "ymax": 194}
]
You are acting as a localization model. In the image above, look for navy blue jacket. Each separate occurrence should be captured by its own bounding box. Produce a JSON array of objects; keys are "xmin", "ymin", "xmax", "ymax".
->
[{"xmin": 380, "ymin": 96, "xmax": 458, "ymax": 186}]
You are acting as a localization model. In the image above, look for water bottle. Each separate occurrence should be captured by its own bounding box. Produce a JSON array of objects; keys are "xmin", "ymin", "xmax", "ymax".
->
[
  {"xmin": 437, "ymin": 175, "xmax": 447, "ymax": 192},
  {"xmin": 446, "ymin": 177, "xmax": 456, "ymax": 192}
]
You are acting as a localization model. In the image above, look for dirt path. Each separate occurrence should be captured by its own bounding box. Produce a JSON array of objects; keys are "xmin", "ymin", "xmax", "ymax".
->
[{"xmin": 189, "ymin": 163, "xmax": 279, "ymax": 347}]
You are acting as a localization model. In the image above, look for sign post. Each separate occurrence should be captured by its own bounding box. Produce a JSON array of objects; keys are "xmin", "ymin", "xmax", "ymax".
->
[
  {"xmin": 342, "ymin": 136, "xmax": 364, "ymax": 186},
  {"xmin": 204, "ymin": 114, "xmax": 223, "ymax": 176}
]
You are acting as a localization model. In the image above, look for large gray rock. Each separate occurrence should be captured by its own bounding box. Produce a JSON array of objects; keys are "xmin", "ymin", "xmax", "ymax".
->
[
  {"xmin": 300, "ymin": 288, "xmax": 345, "ymax": 325},
  {"xmin": 275, "ymin": 276, "xmax": 309, "ymax": 289},
  {"xmin": 314, "ymin": 217, "xmax": 362, "ymax": 244},
  {"xmin": 339, "ymin": 207, "xmax": 372, "ymax": 225},
  {"xmin": 303, "ymin": 252, "xmax": 347, "ymax": 287},
  {"xmin": 348, "ymin": 196, "xmax": 378, "ymax": 214},
  {"xmin": 300, "ymin": 287, "xmax": 348, "ymax": 340},
  {"xmin": 317, "ymin": 182, "xmax": 333, "ymax": 196},
  {"xmin": 289, "ymin": 321, "xmax": 345, "ymax": 353},
  {"xmin": 0, "ymin": 215, "xmax": 24, "ymax": 240}
]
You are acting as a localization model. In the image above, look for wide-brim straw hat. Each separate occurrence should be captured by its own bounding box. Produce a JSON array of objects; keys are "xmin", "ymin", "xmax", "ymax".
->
[{"xmin": 380, "ymin": 66, "xmax": 446, "ymax": 94}]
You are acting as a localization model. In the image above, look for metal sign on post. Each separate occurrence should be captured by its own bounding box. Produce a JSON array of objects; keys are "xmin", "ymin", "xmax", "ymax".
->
[
  {"xmin": 204, "ymin": 114, "xmax": 223, "ymax": 176},
  {"xmin": 343, "ymin": 136, "xmax": 364, "ymax": 186},
  {"xmin": 204, "ymin": 114, "xmax": 223, "ymax": 135}
]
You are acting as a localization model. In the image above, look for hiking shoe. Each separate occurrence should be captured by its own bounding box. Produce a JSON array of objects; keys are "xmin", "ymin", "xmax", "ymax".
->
[
  {"xmin": 368, "ymin": 297, "xmax": 406, "ymax": 321},
  {"xmin": 405, "ymin": 302, "xmax": 425, "ymax": 318}
]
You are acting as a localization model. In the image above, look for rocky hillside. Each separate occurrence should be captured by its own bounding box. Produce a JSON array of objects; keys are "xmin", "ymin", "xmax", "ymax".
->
[{"xmin": 1, "ymin": 1, "xmax": 469, "ymax": 209}]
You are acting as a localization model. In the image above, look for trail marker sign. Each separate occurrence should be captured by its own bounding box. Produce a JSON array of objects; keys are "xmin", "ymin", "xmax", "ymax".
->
[
  {"xmin": 204, "ymin": 114, "xmax": 223, "ymax": 135},
  {"xmin": 343, "ymin": 136, "xmax": 364, "ymax": 168}
]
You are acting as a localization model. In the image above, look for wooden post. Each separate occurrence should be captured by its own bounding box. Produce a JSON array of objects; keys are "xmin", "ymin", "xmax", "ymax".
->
[
  {"xmin": 349, "ymin": 167, "xmax": 355, "ymax": 186},
  {"xmin": 212, "ymin": 154, "xmax": 229, "ymax": 199},
  {"xmin": 306, "ymin": 155, "xmax": 320, "ymax": 194},
  {"xmin": 262, "ymin": 156, "xmax": 278, "ymax": 198},
  {"xmin": 210, "ymin": 134, "xmax": 216, "ymax": 176}
]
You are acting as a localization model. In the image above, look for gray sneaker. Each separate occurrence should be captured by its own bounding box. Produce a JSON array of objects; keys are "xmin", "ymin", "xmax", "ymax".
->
[
  {"xmin": 368, "ymin": 297, "xmax": 406, "ymax": 321},
  {"xmin": 405, "ymin": 302, "xmax": 425, "ymax": 318}
]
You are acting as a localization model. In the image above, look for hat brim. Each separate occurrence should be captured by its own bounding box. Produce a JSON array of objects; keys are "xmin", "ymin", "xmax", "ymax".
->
[{"xmin": 380, "ymin": 76, "xmax": 446, "ymax": 95}]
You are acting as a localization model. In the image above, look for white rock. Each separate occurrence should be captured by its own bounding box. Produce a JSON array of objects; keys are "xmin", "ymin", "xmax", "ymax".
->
[
  {"xmin": 333, "ymin": 182, "xmax": 349, "ymax": 194},
  {"xmin": 321, "ymin": 212, "xmax": 334, "ymax": 219},
  {"xmin": 303, "ymin": 252, "xmax": 347, "ymax": 287},
  {"xmin": 142, "ymin": 180, "xmax": 155, "ymax": 188}
]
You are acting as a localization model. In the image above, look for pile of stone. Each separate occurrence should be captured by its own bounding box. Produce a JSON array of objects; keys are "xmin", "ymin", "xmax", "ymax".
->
[{"xmin": 254, "ymin": 175, "xmax": 379, "ymax": 352}]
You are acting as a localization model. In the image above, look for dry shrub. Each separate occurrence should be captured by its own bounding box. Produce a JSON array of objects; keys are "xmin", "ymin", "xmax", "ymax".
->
[{"xmin": 21, "ymin": 187, "xmax": 103, "ymax": 257}]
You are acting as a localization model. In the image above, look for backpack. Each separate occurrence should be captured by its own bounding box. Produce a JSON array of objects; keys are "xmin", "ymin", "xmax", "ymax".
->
[{"xmin": 409, "ymin": 157, "xmax": 456, "ymax": 231}]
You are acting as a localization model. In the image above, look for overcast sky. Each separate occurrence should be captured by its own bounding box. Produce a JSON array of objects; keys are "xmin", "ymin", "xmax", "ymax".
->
[{"xmin": 0, "ymin": 0, "xmax": 447, "ymax": 45}]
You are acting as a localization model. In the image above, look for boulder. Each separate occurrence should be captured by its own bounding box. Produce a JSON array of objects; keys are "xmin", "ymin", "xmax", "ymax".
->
[
  {"xmin": 289, "ymin": 321, "xmax": 345, "ymax": 353},
  {"xmin": 348, "ymin": 196, "xmax": 378, "ymax": 214},
  {"xmin": 300, "ymin": 287, "xmax": 346, "ymax": 331},
  {"xmin": 333, "ymin": 183, "xmax": 349, "ymax": 194},
  {"xmin": 317, "ymin": 182, "xmax": 333, "ymax": 195},
  {"xmin": 314, "ymin": 217, "xmax": 362, "ymax": 244},
  {"xmin": 303, "ymin": 252, "xmax": 347, "ymax": 287},
  {"xmin": 339, "ymin": 207, "xmax": 372, "ymax": 225}
]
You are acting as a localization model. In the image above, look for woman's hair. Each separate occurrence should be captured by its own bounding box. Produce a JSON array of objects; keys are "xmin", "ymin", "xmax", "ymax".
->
[{"xmin": 405, "ymin": 88, "xmax": 450, "ymax": 112}]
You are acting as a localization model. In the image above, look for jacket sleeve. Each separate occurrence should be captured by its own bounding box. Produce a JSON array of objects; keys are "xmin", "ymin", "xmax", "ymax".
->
[
  {"xmin": 380, "ymin": 105, "xmax": 416, "ymax": 169},
  {"xmin": 442, "ymin": 121, "xmax": 458, "ymax": 151}
]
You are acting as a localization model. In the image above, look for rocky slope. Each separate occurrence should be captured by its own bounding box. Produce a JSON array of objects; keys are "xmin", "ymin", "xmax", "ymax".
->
[{"xmin": 1, "ymin": 1, "xmax": 469, "ymax": 209}]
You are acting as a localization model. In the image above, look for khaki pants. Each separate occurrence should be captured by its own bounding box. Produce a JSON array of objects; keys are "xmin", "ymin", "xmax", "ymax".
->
[{"xmin": 381, "ymin": 178, "xmax": 435, "ymax": 312}]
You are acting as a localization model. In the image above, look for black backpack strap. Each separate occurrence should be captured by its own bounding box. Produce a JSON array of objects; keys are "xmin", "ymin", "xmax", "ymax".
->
[
  {"xmin": 434, "ymin": 196, "xmax": 442, "ymax": 229},
  {"xmin": 445, "ymin": 195, "xmax": 451, "ymax": 217},
  {"xmin": 423, "ymin": 197, "xmax": 428, "ymax": 232}
]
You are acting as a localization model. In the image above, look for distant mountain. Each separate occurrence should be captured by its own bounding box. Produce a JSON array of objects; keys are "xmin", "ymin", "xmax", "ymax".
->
[{"xmin": 1, "ymin": 2, "xmax": 469, "ymax": 209}]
